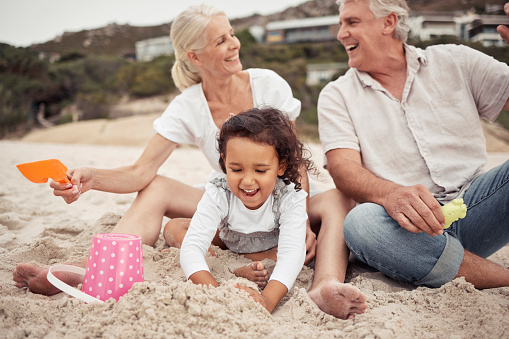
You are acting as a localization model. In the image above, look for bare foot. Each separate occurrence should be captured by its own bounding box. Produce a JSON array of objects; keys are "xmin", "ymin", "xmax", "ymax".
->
[
  {"xmin": 233, "ymin": 261, "xmax": 269, "ymax": 288},
  {"xmin": 13, "ymin": 263, "xmax": 82, "ymax": 296},
  {"xmin": 308, "ymin": 279, "xmax": 368, "ymax": 320}
]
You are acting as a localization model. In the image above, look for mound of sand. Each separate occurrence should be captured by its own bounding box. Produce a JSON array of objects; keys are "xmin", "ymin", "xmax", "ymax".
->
[{"xmin": 1, "ymin": 139, "xmax": 508, "ymax": 338}]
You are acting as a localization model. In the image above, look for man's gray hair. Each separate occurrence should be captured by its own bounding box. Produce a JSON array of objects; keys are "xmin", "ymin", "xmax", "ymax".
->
[{"xmin": 336, "ymin": 0, "xmax": 410, "ymax": 42}]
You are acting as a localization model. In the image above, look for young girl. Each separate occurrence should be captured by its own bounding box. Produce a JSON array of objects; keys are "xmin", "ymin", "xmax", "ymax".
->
[{"xmin": 164, "ymin": 107, "xmax": 314, "ymax": 314}]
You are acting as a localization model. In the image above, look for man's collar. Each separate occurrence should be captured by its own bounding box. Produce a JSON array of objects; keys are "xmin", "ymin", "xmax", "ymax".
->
[
  {"xmin": 353, "ymin": 43, "xmax": 427, "ymax": 87},
  {"xmin": 404, "ymin": 43, "xmax": 427, "ymax": 66}
]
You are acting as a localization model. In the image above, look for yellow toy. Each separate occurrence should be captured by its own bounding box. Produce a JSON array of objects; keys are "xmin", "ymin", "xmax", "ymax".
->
[{"xmin": 441, "ymin": 198, "xmax": 467, "ymax": 229}]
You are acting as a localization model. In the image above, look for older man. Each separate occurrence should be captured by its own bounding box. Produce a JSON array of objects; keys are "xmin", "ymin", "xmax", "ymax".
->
[{"xmin": 318, "ymin": 0, "xmax": 509, "ymax": 288}]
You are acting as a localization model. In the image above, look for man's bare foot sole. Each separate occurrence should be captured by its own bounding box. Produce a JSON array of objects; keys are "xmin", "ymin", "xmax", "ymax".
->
[
  {"xmin": 308, "ymin": 279, "xmax": 368, "ymax": 320},
  {"xmin": 233, "ymin": 261, "xmax": 269, "ymax": 288}
]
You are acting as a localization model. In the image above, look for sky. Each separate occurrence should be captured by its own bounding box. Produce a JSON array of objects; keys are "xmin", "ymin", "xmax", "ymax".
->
[{"xmin": 0, "ymin": 0, "xmax": 312, "ymax": 47}]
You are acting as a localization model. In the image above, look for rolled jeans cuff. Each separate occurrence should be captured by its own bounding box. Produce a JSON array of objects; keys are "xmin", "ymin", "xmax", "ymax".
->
[{"xmin": 417, "ymin": 233, "xmax": 464, "ymax": 287}]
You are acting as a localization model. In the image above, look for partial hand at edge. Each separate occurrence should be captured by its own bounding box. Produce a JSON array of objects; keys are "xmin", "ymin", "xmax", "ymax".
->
[{"xmin": 498, "ymin": 3, "xmax": 509, "ymax": 44}]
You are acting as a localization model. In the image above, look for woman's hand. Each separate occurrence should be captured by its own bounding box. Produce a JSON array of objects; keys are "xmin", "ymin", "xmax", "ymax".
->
[
  {"xmin": 304, "ymin": 222, "xmax": 317, "ymax": 264},
  {"xmin": 49, "ymin": 167, "xmax": 93, "ymax": 204}
]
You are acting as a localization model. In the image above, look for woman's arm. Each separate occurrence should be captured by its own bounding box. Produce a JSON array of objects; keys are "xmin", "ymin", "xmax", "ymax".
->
[
  {"xmin": 90, "ymin": 134, "xmax": 177, "ymax": 193},
  {"xmin": 51, "ymin": 134, "xmax": 177, "ymax": 203}
]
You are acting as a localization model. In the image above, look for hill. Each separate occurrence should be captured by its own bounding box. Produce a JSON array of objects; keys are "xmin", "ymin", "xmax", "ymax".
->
[{"xmin": 29, "ymin": 0, "xmax": 507, "ymax": 58}]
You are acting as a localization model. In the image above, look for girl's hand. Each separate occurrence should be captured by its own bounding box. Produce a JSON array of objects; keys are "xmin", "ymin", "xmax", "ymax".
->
[
  {"xmin": 234, "ymin": 284, "xmax": 270, "ymax": 312},
  {"xmin": 49, "ymin": 168, "xmax": 92, "ymax": 204}
]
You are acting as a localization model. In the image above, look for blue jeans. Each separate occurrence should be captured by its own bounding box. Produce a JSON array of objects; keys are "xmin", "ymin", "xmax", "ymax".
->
[{"xmin": 343, "ymin": 160, "xmax": 509, "ymax": 287}]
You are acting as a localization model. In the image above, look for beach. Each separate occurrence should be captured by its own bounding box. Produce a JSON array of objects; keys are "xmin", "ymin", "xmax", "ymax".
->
[{"xmin": 1, "ymin": 115, "xmax": 509, "ymax": 338}]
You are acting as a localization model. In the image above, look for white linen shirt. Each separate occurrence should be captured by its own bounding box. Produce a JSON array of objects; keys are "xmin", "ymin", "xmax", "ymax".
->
[
  {"xmin": 318, "ymin": 44, "xmax": 509, "ymax": 203},
  {"xmin": 180, "ymin": 179, "xmax": 307, "ymax": 290},
  {"xmin": 153, "ymin": 68, "xmax": 301, "ymax": 173}
]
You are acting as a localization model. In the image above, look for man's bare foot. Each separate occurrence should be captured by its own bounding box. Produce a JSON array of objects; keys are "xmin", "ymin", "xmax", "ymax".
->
[
  {"xmin": 233, "ymin": 261, "xmax": 269, "ymax": 288},
  {"xmin": 13, "ymin": 263, "xmax": 83, "ymax": 296},
  {"xmin": 308, "ymin": 279, "xmax": 368, "ymax": 320}
]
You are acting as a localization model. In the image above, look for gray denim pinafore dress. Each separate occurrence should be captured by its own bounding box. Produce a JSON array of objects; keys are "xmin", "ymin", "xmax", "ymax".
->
[{"xmin": 210, "ymin": 177, "xmax": 289, "ymax": 254}]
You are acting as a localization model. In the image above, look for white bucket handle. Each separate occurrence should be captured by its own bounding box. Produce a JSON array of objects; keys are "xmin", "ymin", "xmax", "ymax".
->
[{"xmin": 47, "ymin": 264, "xmax": 104, "ymax": 304}]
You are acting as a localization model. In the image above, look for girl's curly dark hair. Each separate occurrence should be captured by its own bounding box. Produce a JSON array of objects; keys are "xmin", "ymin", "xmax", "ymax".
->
[{"xmin": 217, "ymin": 107, "xmax": 316, "ymax": 191}]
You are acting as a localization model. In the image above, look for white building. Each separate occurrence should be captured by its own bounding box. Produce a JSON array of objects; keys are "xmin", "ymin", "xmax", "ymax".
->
[
  {"xmin": 306, "ymin": 63, "xmax": 348, "ymax": 86},
  {"xmin": 409, "ymin": 12, "xmax": 509, "ymax": 47},
  {"xmin": 135, "ymin": 36, "xmax": 173, "ymax": 62},
  {"xmin": 266, "ymin": 16, "xmax": 339, "ymax": 44},
  {"xmin": 408, "ymin": 14, "xmax": 458, "ymax": 40},
  {"xmin": 468, "ymin": 15, "xmax": 509, "ymax": 47}
]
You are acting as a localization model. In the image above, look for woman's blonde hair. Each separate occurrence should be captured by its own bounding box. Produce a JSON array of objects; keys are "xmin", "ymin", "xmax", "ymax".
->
[{"xmin": 170, "ymin": 4, "xmax": 226, "ymax": 91}]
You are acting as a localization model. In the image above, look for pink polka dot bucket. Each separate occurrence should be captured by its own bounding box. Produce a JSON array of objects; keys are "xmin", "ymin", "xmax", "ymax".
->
[{"xmin": 47, "ymin": 233, "xmax": 144, "ymax": 303}]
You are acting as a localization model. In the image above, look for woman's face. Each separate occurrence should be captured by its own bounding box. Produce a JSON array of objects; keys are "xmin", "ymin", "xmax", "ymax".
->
[{"xmin": 194, "ymin": 15, "xmax": 242, "ymax": 79}]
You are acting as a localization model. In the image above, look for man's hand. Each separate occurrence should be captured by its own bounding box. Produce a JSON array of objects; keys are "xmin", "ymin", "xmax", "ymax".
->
[
  {"xmin": 497, "ymin": 3, "xmax": 509, "ymax": 43},
  {"xmin": 304, "ymin": 221, "xmax": 317, "ymax": 264},
  {"xmin": 382, "ymin": 184, "xmax": 445, "ymax": 236}
]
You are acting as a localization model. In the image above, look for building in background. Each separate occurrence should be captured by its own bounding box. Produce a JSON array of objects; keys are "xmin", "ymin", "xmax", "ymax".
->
[
  {"xmin": 408, "ymin": 12, "xmax": 509, "ymax": 47},
  {"xmin": 408, "ymin": 14, "xmax": 458, "ymax": 40},
  {"xmin": 265, "ymin": 16, "xmax": 339, "ymax": 44},
  {"xmin": 467, "ymin": 15, "xmax": 509, "ymax": 47},
  {"xmin": 135, "ymin": 36, "xmax": 173, "ymax": 62},
  {"xmin": 306, "ymin": 63, "xmax": 348, "ymax": 86},
  {"xmin": 265, "ymin": 10, "xmax": 509, "ymax": 47}
]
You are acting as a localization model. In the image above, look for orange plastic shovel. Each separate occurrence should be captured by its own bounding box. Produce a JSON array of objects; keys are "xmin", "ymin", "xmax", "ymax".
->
[{"xmin": 16, "ymin": 159, "xmax": 70, "ymax": 184}]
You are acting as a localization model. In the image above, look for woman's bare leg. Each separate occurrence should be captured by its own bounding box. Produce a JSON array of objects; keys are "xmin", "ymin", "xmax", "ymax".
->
[
  {"xmin": 307, "ymin": 189, "xmax": 368, "ymax": 319},
  {"xmin": 115, "ymin": 175, "xmax": 205, "ymax": 245},
  {"xmin": 163, "ymin": 217, "xmax": 226, "ymax": 255},
  {"xmin": 13, "ymin": 176, "xmax": 204, "ymax": 295}
]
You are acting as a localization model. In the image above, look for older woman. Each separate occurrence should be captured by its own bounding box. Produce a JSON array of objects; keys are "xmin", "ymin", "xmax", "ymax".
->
[{"xmin": 13, "ymin": 4, "xmax": 366, "ymax": 319}]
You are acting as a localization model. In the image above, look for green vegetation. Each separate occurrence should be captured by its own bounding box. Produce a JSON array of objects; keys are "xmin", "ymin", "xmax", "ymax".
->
[
  {"xmin": 1, "ymin": 31, "xmax": 509, "ymax": 139},
  {"xmin": 0, "ymin": 44, "xmax": 174, "ymax": 137}
]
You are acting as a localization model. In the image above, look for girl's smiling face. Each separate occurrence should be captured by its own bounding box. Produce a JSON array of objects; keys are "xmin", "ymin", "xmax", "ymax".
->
[{"xmin": 222, "ymin": 137, "xmax": 286, "ymax": 210}]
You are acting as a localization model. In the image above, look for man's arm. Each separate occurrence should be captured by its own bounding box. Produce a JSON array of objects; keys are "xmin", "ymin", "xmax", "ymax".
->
[{"xmin": 326, "ymin": 148, "xmax": 445, "ymax": 236}]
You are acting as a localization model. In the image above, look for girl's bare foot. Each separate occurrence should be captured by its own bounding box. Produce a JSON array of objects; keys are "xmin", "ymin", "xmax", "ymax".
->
[
  {"xmin": 13, "ymin": 263, "xmax": 84, "ymax": 296},
  {"xmin": 308, "ymin": 278, "xmax": 368, "ymax": 320},
  {"xmin": 233, "ymin": 261, "xmax": 269, "ymax": 288}
]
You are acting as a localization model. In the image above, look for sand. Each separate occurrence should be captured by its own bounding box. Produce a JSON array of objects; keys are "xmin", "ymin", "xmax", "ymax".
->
[{"xmin": 1, "ymin": 117, "xmax": 509, "ymax": 338}]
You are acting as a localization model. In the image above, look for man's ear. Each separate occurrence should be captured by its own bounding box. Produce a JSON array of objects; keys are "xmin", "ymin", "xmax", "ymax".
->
[
  {"xmin": 382, "ymin": 12, "xmax": 398, "ymax": 36},
  {"xmin": 187, "ymin": 50, "xmax": 202, "ymax": 66}
]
